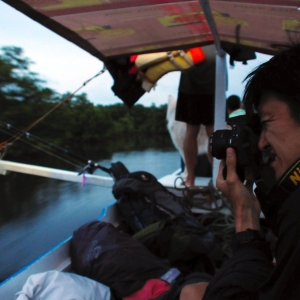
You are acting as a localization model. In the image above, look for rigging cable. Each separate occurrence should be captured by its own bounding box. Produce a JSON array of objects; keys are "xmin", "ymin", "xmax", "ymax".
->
[
  {"xmin": 1, "ymin": 122, "xmax": 91, "ymax": 166},
  {"xmin": 0, "ymin": 122, "xmax": 112, "ymax": 176},
  {"xmin": 0, "ymin": 66, "xmax": 107, "ymax": 152},
  {"xmin": 0, "ymin": 125, "xmax": 82, "ymax": 169}
]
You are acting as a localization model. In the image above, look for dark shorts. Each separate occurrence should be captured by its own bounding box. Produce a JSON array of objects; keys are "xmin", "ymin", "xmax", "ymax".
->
[{"xmin": 175, "ymin": 92, "xmax": 215, "ymax": 126}]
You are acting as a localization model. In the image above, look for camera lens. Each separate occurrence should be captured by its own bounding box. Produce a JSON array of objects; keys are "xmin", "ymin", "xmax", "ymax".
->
[{"xmin": 210, "ymin": 130, "xmax": 232, "ymax": 159}]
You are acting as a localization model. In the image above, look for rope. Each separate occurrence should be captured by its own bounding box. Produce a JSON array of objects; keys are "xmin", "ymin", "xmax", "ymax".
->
[
  {"xmin": 0, "ymin": 67, "xmax": 107, "ymax": 152},
  {"xmin": 173, "ymin": 176, "xmax": 233, "ymax": 213},
  {"xmin": 197, "ymin": 211, "xmax": 235, "ymax": 261},
  {"xmin": 172, "ymin": 176, "xmax": 235, "ymax": 261}
]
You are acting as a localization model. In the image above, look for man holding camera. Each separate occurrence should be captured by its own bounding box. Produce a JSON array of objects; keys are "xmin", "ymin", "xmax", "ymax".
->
[{"xmin": 180, "ymin": 44, "xmax": 300, "ymax": 299}]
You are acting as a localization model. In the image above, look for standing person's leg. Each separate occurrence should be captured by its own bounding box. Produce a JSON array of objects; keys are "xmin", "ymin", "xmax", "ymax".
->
[
  {"xmin": 205, "ymin": 124, "xmax": 214, "ymax": 164},
  {"xmin": 200, "ymin": 94, "xmax": 215, "ymax": 169},
  {"xmin": 175, "ymin": 92, "xmax": 201, "ymax": 187},
  {"xmin": 183, "ymin": 124, "xmax": 200, "ymax": 187}
]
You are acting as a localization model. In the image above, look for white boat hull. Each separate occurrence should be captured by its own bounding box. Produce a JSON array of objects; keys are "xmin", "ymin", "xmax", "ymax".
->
[{"xmin": 0, "ymin": 203, "xmax": 120, "ymax": 300}]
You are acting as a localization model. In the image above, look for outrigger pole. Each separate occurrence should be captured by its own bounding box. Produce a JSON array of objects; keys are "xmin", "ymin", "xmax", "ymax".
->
[
  {"xmin": 199, "ymin": 0, "xmax": 227, "ymax": 185},
  {"xmin": 0, "ymin": 160, "xmax": 114, "ymax": 187}
]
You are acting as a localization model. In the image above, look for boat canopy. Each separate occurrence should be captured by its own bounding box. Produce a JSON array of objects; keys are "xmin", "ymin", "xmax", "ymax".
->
[
  {"xmin": 3, "ymin": 0, "xmax": 299, "ymax": 61},
  {"xmin": 3, "ymin": 0, "xmax": 298, "ymax": 183}
]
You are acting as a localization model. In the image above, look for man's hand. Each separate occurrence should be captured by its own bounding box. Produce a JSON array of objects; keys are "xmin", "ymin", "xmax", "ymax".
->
[{"xmin": 216, "ymin": 148, "xmax": 261, "ymax": 232}]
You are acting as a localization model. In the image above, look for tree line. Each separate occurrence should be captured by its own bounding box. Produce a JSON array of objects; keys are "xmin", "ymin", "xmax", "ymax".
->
[{"xmin": 0, "ymin": 46, "xmax": 174, "ymax": 160}]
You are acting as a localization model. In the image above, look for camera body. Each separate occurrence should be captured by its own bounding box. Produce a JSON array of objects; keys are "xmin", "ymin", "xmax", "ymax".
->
[
  {"xmin": 210, "ymin": 115, "xmax": 277, "ymax": 192},
  {"xmin": 209, "ymin": 115, "xmax": 261, "ymax": 169}
]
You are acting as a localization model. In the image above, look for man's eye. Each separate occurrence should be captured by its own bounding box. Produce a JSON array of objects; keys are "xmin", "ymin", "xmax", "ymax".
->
[{"xmin": 260, "ymin": 120, "xmax": 269, "ymax": 129}]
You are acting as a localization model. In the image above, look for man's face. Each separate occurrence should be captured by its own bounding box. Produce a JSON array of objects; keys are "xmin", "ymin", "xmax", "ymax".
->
[{"xmin": 258, "ymin": 96, "xmax": 300, "ymax": 180}]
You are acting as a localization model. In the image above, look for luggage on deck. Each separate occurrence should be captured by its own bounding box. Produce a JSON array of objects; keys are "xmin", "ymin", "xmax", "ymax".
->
[
  {"xmin": 112, "ymin": 169, "xmax": 195, "ymax": 234},
  {"xmin": 110, "ymin": 163, "xmax": 219, "ymax": 274},
  {"xmin": 123, "ymin": 278, "xmax": 170, "ymax": 300},
  {"xmin": 133, "ymin": 214, "xmax": 216, "ymax": 275},
  {"xmin": 69, "ymin": 162, "xmax": 221, "ymax": 298},
  {"xmin": 15, "ymin": 270, "xmax": 111, "ymax": 300},
  {"xmin": 162, "ymin": 271, "xmax": 213, "ymax": 300},
  {"xmin": 70, "ymin": 220, "xmax": 172, "ymax": 299}
]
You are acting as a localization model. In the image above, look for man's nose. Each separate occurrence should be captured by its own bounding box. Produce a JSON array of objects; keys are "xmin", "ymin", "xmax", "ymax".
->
[{"xmin": 258, "ymin": 131, "xmax": 268, "ymax": 151}]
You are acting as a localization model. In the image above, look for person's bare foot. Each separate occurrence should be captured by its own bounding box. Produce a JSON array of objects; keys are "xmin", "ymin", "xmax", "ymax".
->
[
  {"xmin": 184, "ymin": 181, "xmax": 194, "ymax": 188},
  {"xmin": 184, "ymin": 175, "xmax": 195, "ymax": 187}
]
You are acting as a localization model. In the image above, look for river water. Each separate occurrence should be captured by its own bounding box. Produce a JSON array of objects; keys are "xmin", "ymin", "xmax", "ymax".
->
[{"xmin": 0, "ymin": 149, "xmax": 181, "ymax": 282}]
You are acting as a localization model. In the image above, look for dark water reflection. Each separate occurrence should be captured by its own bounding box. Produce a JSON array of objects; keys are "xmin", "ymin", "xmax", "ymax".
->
[{"xmin": 0, "ymin": 149, "xmax": 180, "ymax": 282}]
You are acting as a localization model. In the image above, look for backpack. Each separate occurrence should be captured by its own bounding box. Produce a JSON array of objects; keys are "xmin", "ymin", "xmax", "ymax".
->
[
  {"xmin": 111, "ymin": 167, "xmax": 195, "ymax": 234},
  {"xmin": 70, "ymin": 220, "xmax": 171, "ymax": 299},
  {"xmin": 110, "ymin": 162, "xmax": 222, "ymax": 274}
]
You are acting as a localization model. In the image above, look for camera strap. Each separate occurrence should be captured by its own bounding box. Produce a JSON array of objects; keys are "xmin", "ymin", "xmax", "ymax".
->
[
  {"xmin": 255, "ymin": 157, "xmax": 300, "ymax": 236},
  {"xmin": 277, "ymin": 157, "xmax": 300, "ymax": 194},
  {"xmin": 257, "ymin": 157, "xmax": 300, "ymax": 200}
]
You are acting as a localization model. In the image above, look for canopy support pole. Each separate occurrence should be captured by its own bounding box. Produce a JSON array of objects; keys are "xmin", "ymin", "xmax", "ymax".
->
[
  {"xmin": 213, "ymin": 55, "xmax": 227, "ymax": 185},
  {"xmin": 199, "ymin": 0, "xmax": 227, "ymax": 186}
]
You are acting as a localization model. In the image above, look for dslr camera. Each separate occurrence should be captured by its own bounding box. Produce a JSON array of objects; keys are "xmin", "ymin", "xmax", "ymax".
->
[{"xmin": 209, "ymin": 115, "xmax": 261, "ymax": 180}]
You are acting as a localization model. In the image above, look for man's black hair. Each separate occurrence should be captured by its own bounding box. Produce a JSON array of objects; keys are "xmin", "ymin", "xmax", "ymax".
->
[
  {"xmin": 227, "ymin": 95, "xmax": 241, "ymax": 111},
  {"xmin": 243, "ymin": 44, "xmax": 300, "ymax": 123}
]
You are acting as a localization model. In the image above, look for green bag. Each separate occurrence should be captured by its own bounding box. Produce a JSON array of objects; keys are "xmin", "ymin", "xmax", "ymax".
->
[{"xmin": 133, "ymin": 214, "xmax": 216, "ymax": 272}]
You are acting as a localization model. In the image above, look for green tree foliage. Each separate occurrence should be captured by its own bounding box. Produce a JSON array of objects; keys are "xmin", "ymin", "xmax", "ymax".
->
[{"xmin": 0, "ymin": 46, "xmax": 174, "ymax": 159}]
